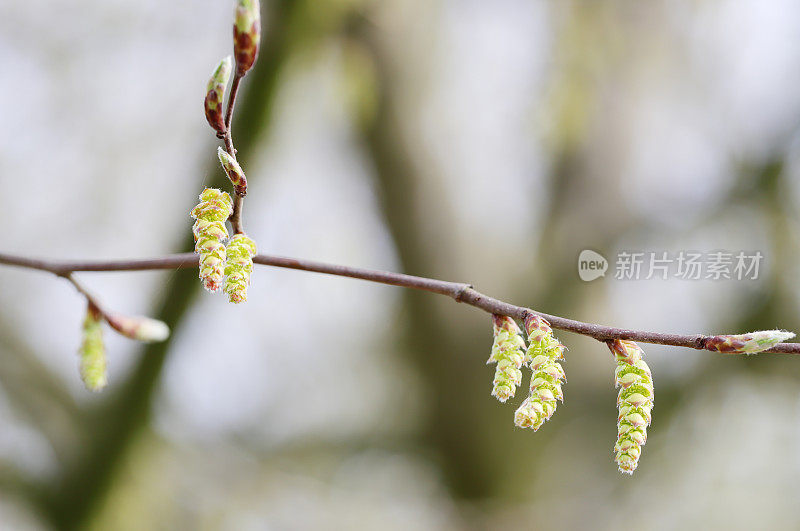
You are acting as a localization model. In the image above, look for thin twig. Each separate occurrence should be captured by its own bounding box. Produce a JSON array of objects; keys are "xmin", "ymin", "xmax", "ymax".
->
[
  {"xmin": 0, "ymin": 251, "xmax": 797, "ymax": 354},
  {"xmin": 62, "ymin": 273, "xmax": 110, "ymax": 322},
  {"xmin": 222, "ymin": 72, "xmax": 246, "ymax": 235},
  {"xmin": 224, "ymin": 73, "xmax": 243, "ymax": 133}
]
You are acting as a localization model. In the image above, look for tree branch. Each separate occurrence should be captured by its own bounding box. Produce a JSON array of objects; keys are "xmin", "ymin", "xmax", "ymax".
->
[{"xmin": 1, "ymin": 251, "xmax": 797, "ymax": 354}]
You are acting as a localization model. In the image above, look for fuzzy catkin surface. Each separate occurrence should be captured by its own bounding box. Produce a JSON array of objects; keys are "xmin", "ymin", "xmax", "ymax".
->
[
  {"xmin": 224, "ymin": 233, "xmax": 257, "ymax": 303},
  {"xmin": 610, "ymin": 339, "xmax": 654, "ymax": 474},
  {"xmin": 191, "ymin": 188, "xmax": 232, "ymax": 292},
  {"xmin": 79, "ymin": 309, "xmax": 106, "ymax": 392},
  {"xmin": 514, "ymin": 315, "xmax": 565, "ymax": 431},
  {"xmin": 488, "ymin": 315, "xmax": 526, "ymax": 402}
]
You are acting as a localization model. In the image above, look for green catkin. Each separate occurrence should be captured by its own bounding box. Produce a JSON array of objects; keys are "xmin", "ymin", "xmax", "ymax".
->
[
  {"xmin": 79, "ymin": 306, "xmax": 107, "ymax": 392},
  {"xmin": 224, "ymin": 233, "xmax": 257, "ymax": 304},
  {"xmin": 608, "ymin": 339, "xmax": 654, "ymax": 475},
  {"xmin": 514, "ymin": 314, "xmax": 565, "ymax": 431},
  {"xmin": 191, "ymin": 188, "xmax": 233, "ymax": 293},
  {"xmin": 487, "ymin": 315, "xmax": 526, "ymax": 402}
]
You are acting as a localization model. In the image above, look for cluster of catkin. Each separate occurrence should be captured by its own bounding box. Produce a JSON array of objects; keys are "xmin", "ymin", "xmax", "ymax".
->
[
  {"xmin": 486, "ymin": 313, "xmax": 654, "ymax": 473},
  {"xmin": 190, "ymin": 187, "xmax": 257, "ymax": 303},
  {"xmin": 486, "ymin": 313, "xmax": 796, "ymax": 475},
  {"xmin": 73, "ymin": 0, "xmax": 262, "ymax": 392},
  {"xmin": 192, "ymin": 0, "xmax": 261, "ymax": 303},
  {"xmin": 487, "ymin": 314, "xmax": 566, "ymax": 433}
]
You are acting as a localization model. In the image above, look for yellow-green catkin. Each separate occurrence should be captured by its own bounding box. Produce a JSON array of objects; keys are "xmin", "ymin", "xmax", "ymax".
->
[
  {"xmin": 191, "ymin": 188, "xmax": 233, "ymax": 292},
  {"xmin": 224, "ymin": 233, "xmax": 257, "ymax": 303},
  {"xmin": 487, "ymin": 315, "xmax": 526, "ymax": 402},
  {"xmin": 608, "ymin": 339, "xmax": 654, "ymax": 475},
  {"xmin": 79, "ymin": 306, "xmax": 107, "ymax": 392},
  {"xmin": 514, "ymin": 314, "xmax": 565, "ymax": 431}
]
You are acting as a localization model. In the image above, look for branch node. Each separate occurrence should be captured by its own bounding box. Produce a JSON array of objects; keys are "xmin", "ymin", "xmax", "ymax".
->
[{"xmin": 454, "ymin": 284, "xmax": 472, "ymax": 302}]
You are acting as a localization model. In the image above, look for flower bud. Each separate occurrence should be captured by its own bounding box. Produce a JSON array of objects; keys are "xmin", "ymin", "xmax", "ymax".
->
[
  {"xmin": 224, "ymin": 233, "xmax": 257, "ymax": 304},
  {"xmin": 204, "ymin": 56, "xmax": 232, "ymax": 134},
  {"xmin": 217, "ymin": 147, "xmax": 248, "ymax": 196},
  {"xmin": 191, "ymin": 188, "xmax": 233, "ymax": 292},
  {"xmin": 488, "ymin": 315, "xmax": 526, "ymax": 402},
  {"xmin": 608, "ymin": 339, "xmax": 654, "ymax": 475},
  {"xmin": 106, "ymin": 314, "xmax": 170, "ymax": 342},
  {"xmin": 514, "ymin": 314, "xmax": 567, "ymax": 431},
  {"xmin": 78, "ymin": 306, "xmax": 107, "ymax": 392},
  {"xmin": 704, "ymin": 330, "xmax": 795, "ymax": 354},
  {"xmin": 233, "ymin": 0, "xmax": 261, "ymax": 76}
]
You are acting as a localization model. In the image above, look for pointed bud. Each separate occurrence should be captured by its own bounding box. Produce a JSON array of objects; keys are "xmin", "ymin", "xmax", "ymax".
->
[
  {"xmin": 233, "ymin": 0, "xmax": 261, "ymax": 76},
  {"xmin": 204, "ymin": 56, "xmax": 232, "ymax": 134},
  {"xmin": 217, "ymin": 147, "xmax": 248, "ymax": 196},
  {"xmin": 224, "ymin": 233, "xmax": 257, "ymax": 304},
  {"xmin": 608, "ymin": 340, "xmax": 654, "ymax": 475},
  {"xmin": 106, "ymin": 314, "xmax": 170, "ymax": 342},
  {"xmin": 704, "ymin": 330, "xmax": 795, "ymax": 354},
  {"xmin": 78, "ymin": 306, "xmax": 107, "ymax": 392},
  {"xmin": 191, "ymin": 188, "xmax": 233, "ymax": 292}
]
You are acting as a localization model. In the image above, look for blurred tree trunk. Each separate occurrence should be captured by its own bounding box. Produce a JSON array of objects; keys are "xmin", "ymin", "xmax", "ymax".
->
[
  {"xmin": 356, "ymin": 22, "xmax": 526, "ymax": 502},
  {"xmin": 34, "ymin": 2, "xmax": 301, "ymax": 528}
]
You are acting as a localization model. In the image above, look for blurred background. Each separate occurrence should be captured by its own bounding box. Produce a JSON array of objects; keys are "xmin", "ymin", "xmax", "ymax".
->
[{"xmin": 1, "ymin": 0, "xmax": 800, "ymax": 529}]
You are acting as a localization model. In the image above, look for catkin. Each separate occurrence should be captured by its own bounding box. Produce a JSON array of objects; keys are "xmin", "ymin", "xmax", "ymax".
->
[
  {"xmin": 79, "ymin": 306, "xmax": 107, "ymax": 392},
  {"xmin": 191, "ymin": 188, "xmax": 233, "ymax": 292},
  {"xmin": 487, "ymin": 315, "xmax": 526, "ymax": 402},
  {"xmin": 514, "ymin": 314, "xmax": 565, "ymax": 431},
  {"xmin": 609, "ymin": 339, "xmax": 654, "ymax": 475},
  {"xmin": 224, "ymin": 233, "xmax": 257, "ymax": 303}
]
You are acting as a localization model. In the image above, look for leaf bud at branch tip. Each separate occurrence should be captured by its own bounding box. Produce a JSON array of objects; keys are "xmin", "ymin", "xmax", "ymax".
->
[
  {"xmin": 233, "ymin": 0, "xmax": 261, "ymax": 76},
  {"xmin": 703, "ymin": 330, "xmax": 795, "ymax": 354}
]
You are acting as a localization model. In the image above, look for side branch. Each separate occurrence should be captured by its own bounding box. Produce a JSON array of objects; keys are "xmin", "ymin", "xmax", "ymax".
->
[{"xmin": 0, "ymin": 251, "xmax": 797, "ymax": 354}]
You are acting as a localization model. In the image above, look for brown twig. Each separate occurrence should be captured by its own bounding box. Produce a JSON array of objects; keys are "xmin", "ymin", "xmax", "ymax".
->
[
  {"xmin": 60, "ymin": 273, "xmax": 114, "ymax": 324},
  {"xmin": 0, "ymin": 251, "xmax": 797, "ymax": 354},
  {"xmin": 222, "ymin": 72, "xmax": 246, "ymax": 235}
]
